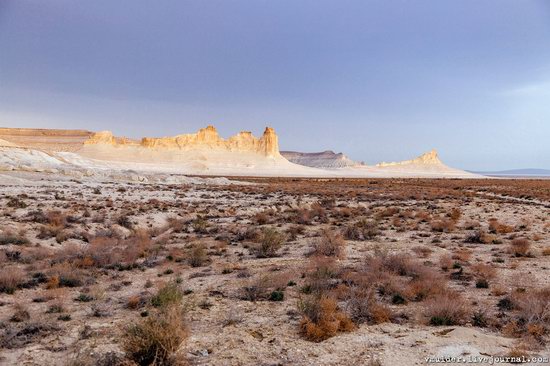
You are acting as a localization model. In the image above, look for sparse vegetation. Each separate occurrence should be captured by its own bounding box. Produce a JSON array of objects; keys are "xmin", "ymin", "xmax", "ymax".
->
[
  {"xmin": 1, "ymin": 178, "xmax": 549, "ymax": 363},
  {"xmin": 251, "ymin": 227, "xmax": 286, "ymax": 258},
  {"xmin": 298, "ymin": 295, "xmax": 355, "ymax": 342},
  {"xmin": 310, "ymin": 229, "xmax": 345, "ymax": 258},
  {"xmin": 510, "ymin": 238, "xmax": 531, "ymax": 257}
]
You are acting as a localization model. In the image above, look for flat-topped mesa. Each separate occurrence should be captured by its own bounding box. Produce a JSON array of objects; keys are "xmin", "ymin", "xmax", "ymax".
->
[
  {"xmin": 376, "ymin": 149, "xmax": 442, "ymax": 167},
  {"xmin": 84, "ymin": 125, "xmax": 281, "ymax": 157}
]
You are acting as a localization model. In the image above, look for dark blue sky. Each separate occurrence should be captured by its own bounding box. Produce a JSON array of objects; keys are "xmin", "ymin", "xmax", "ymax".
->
[{"xmin": 1, "ymin": 0, "xmax": 549, "ymax": 170}]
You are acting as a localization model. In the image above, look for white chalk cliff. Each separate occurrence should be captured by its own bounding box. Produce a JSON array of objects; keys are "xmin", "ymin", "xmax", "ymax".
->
[{"xmin": 84, "ymin": 126, "xmax": 281, "ymax": 158}]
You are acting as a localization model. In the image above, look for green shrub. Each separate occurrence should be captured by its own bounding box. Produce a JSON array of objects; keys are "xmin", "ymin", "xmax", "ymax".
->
[{"xmin": 151, "ymin": 282, "xmax": 183, "ymax": 308}]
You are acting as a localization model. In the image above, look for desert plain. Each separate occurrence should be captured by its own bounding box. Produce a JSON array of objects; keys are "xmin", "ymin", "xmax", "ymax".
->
[{"xmin": 0, "ymin": 177, "xmax": 549, "ymax": 365}]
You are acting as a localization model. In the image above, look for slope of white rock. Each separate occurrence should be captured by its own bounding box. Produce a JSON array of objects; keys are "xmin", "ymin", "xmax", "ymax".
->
[
  {"xmin": 0, "ymin": 126, "xmax": 480, "ymax": 179},
  {"xmin": 0, "ymin": 146, "xmax": 241, "ymax": 185}
]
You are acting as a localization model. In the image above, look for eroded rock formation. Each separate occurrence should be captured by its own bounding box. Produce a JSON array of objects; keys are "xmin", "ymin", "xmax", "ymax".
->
[
  {"xmin": 376, "ymin": 149, "xmax": 442, "ymax": 167},
  {"xmin": 84, "ymin": 125, "xmax": 281, "ymax": 157}
]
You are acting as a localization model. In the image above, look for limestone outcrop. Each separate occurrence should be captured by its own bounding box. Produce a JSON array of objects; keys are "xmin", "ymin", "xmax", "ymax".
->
[
  {"xmin": 84, "ymin": 126, "xmax": 281, "ymax": 157},
  {"xmin": 376, "ymin": 149, "xmax": 442, "ymax": 167},
  {"xmin": 84, "ymin": 131, "xmax": 118, "ymax": 146}
]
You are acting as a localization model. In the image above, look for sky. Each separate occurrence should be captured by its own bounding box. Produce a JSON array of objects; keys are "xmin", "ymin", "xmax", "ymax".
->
[{"xmin": 1, "ymin": 0, "xmax": 549, "ymax": 171}]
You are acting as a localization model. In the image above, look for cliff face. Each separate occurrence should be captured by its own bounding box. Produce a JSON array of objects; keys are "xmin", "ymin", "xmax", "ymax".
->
[
  {"xmin": 376, "ymin": 149, "xmax": 442, "ymax": 167},
  {"xmin": 84, "ymin": 126, "xmax": 281, "ymax": 157}
]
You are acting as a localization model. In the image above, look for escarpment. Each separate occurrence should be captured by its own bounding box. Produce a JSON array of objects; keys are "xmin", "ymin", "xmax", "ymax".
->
[{"xmin": 84, "ymin": 125, "xmax": 281, "ymax": 157}]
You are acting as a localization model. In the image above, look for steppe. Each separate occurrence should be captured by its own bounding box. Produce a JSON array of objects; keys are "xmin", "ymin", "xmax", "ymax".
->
[{"xmin": 0, "ymin": 177, "xmax": 549, "ymax": 365}]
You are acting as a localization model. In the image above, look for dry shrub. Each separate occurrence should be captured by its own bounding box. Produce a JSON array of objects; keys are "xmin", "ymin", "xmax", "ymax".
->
[
  {"xmin": 345, "ymin": 287, "xmax": 391, "ymax": 324},
  {"xmin": 489, "ymin": 219, "xmax": 514, "ymax": 234},
  {"xmin": 48, "ymin": 262, "xmax": 85, "ymax": 288},
  {"xmin": 116, "ymin": 212, "xmax": 133, "ymax": 229},
  {"xmin": 46, "ymin": 210, "xmax": 67, "ymax": 227},
  {"xmin": 452, "ymin": 249, "xmax": 472, "ymax": 263},
  {"xmin": 491, "ymin": 285, "xmax": 508, "ymax": 297},
  {"xmin": 240, "ymin": 270, "xmax": 292, "ymax": 302},
  {"xmin": 439, "ymin": 254, "xmax": 453, "ymax": 271},
  {"xmin": 310, "ymin": 229, "xmax": 345, "ymax": 258},
  {"xmin": 0, "ymin": 267, "xmax": 25, "ymax": 294},
  {"xmin": 19, "ymin": 246, "xmax": 52, "ymax": 263},
  {"xmin": 251, "ymin": 228, "xmax": 286, "ymax": 258},
  {"xmin": 286, "ymin": 225, "xmax": 305, "ymax": 241},
  {"xmin": 514, "ymin": 288, "xmax": 550, "ymax": 337},
  {"xmin": 241, "ymin": 275, "xmax": 271, "ymax": 301},
  {"xmin": 253, "ymin": 210, "xmax": 271, "ymax": 225},
  {"xmin": 187, "ymin": 243, "xmax": 208, "ymax": 267},
  {"xmin": 310, "ymin": 202, "xmax": 327, "ymax": 222},
  {"xmin": 122, "ymin": 304, "xmax": 188, "ymax": 365},
  {"xmin": 376, "ymin": 206, "xmax": 399, "ymax": 219},
  {"xmin": 510, "ymin": 238, "xmax": 531, "ymax": 257},
  {"xmin": 465, "ymin": 229, "xmax": 495, "ymax": 244},
  {"xmin": 449, "ymin": 208, "xmax": 462, "ymax": 221},
  {"xmin": 293, "ymin": 208, "xmax": 312, "ymax": 225},
  {"xmin": 334, "ymin": 207, "xmax": 353, "ymax": 219},
  {"xmin": 0, "ymin": 229, "xmax": 29, "ymax": 246},
  {"xmin": 127, "ymin": 293, "xmax": 149, "ymax": 310},
  {"xmin": 37, "ymin": 211, "xmax": 68, "ymax": 239},
  {"xmin": 46, "ymin": 276, "xmax": 60, "ymax": 289},
  {"xmin": 415, "ymin": 210, "xmax": 431, "ymax": 222},
  {"xmin": 192, "ymin": 216, "xmax": 209, "ymax": 234},
  {"xmin": 542, "ymin": 248, "xmax": 550, "ymax": 257},
  {"xmin": 354, "ymin": 252, "xmax": 445, "ymax": 303},
  {"xmin": 430, "ymin": 218, "xmax": 456, "ymax": 233},
  {"xmin": 85, "ymin": 229, "xmax": 152, "ymax": 268},
  {"xmin": 424, "ymin": 291, "xmax": 470, "ymax": 326},
  {"xmin": 298, "ymin": 295, "xmax": 355, "ymax": 342},
  {"xmin": 357, "ymin": 219, "xmax": 380, "ymax": 240},
  {"xmin": 463, "ymin": 220, "xmax": 480, "ymax": 230},
  {"xmin": 391, "ymin": 217, "xmax": 404, "ymax": 230},
  {"xmin": 406, "ymin": 267, "xmax": 447, "ymax": 301},
  {"xmin": 343, "ymin": 219, "xmax": 380, "ymax": 241},
  {"xmin": 166, "ymin": 217, "xmax": 186, "ymax": 233},
  {"xmin": 303, "ymin": 256, "xmax": 339, "ymax": 295},
  {"xmin": 379, "ymin": 252, "xmax": 416, "ymax": 277},
  {"xmin": 10, "ymin": 303, "xmax": 30, "ymax": 322},
  {"xmin": 471, "ymin": 263, "xmax": 497, "ymax": 281},
  {"xmin": 342, "ymin": 224, "xmax": 362, "ymax": 240},
  {"xmin": 412, "ymin": 246, "xmax": 432, "ymax": 258},
  {"xmin": 505, "ymin": 348, "xmax": 530, "ymax": 362}
]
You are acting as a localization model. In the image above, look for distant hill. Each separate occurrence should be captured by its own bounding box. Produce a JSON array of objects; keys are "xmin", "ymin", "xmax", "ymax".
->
[
  {"xmin": 280, "ymin": 150, "xmax": 360, "ymax": 169},
  {"xmin": 473, "ymin": 169, "xmax": 550, "ymax": 177}
]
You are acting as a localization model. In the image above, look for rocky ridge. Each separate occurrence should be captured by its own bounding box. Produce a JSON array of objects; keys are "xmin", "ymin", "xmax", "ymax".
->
[{"xmin": 85, "ymin": 126, "xmax": 281, "ymax": 157}]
